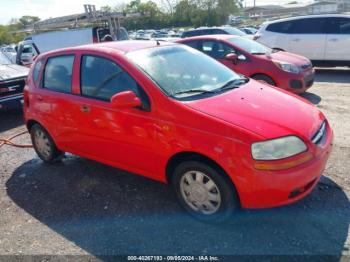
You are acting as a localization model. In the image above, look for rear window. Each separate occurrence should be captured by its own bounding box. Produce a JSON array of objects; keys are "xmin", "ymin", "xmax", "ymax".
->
[{"xmin": 43, "ymin": 55, "xmax": 74, "ymax": 93}]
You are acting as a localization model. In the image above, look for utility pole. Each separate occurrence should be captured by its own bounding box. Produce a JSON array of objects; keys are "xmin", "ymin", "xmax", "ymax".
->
[{"xmin": 254, "ymin": 0, "xmax": 256, "ymax": 7}]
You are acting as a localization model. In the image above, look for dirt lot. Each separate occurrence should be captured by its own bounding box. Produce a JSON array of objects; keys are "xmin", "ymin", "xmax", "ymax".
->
[{"xmin": 0, "ymin": 68, "xmax": 349, "ymax": 259}]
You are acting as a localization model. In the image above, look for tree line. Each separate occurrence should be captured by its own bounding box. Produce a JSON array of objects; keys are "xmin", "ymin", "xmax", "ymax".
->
[
  {"xmin": 108, "ymin": 0, "xmax": 242, "ymax": 30},
  {"xmin": 0, "ymin": 0, "xmax": 242, "ymax": 45}
]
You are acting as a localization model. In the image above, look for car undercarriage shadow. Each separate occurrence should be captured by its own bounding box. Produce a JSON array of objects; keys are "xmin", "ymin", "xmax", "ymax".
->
[
  {"xmin": 299, "ymin": 92, "xmax": 321, "ymax": 105},
  {"xmin": 6, "ymin": 155, "xmax": 350, "ymax": 257},
  {"xmin": 0, "ymin": 107, "xmax": 24, "ymax": 133}
]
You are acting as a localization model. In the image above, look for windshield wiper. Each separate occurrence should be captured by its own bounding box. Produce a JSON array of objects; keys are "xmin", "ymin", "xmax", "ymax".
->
[
  {"xmin": 251, "ymin": 52, "xmax": 266, "ymax": 55},
  {"xmin": 172, "ymin": 88, "xmax": 215, "ymax": 96},
  {"xmin": 215, "ymin": 77, "xmax": 249, "ymax": 92}
]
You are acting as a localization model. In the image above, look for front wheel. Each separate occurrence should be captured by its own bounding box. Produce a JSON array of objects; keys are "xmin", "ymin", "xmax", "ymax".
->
[
  {"xmin": 172, "ymin": 161, "xmax": 240, "ymax": 222},
  {"xmin": 30, "ymin": 124, "xmax": 64, "ymax": 163}
]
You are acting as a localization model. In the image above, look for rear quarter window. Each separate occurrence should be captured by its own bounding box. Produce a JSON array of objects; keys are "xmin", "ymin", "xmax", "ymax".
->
[
  {"xmin": 32, "ymin": 60, "xmax": 43, "ymax": 86},
  {"xmin": 43, "ymin": 55, "xmax": 74, "ymax": 93}
]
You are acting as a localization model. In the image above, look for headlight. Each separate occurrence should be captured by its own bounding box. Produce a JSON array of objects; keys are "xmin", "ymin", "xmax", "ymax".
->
[
  {"xmin": 273, "ymin": 60, "xmax": 300, "ymax": 74},
  {"xmin": 251, "ymin": 136, "xmax": 307, "ymax": 160}
]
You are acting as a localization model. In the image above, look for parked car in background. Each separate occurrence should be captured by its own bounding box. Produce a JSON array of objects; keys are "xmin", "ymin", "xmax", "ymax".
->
[
  {"xmin": 255, "ymin": 14, "xmax": 350, "ymax": 67},
  {"xmin": 181, "ymin": 26, "xmax": 251, "ymax": 39},
  {"xmin": 178, "ymin": 35, "xmax": 315, "ymax": 93},
  {"xmin": 240, "ymin": 27, "xmax": 258, "ymax": 35},
  {"xmin": 0, "ymin": 52, "xmax": 29, "ymax": 109},
  {"xmin": 24, "ymin": 41, "xmax": 332, "ymax": 222},
  {"xmin": 16, "ymin": 26, "xmax": 129, "ymax": 66},
  {"xmin": 1, "ymin": 46, "xmax": 17, "ymax": 64}
]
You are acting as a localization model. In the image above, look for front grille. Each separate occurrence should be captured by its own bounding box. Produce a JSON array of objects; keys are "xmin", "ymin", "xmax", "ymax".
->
[
  {"xmin": 311, "ymin": 121, "xmax": 327, "ymax": 145},
  {"xmin": 0, "ymin": 78, "xmax": 25, "ymax": 98}
]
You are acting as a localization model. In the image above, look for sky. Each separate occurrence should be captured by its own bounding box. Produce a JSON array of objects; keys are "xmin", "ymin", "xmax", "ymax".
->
[{"xmin": 0, "ymin": 0, "xmax": 300, "ymax": 25}]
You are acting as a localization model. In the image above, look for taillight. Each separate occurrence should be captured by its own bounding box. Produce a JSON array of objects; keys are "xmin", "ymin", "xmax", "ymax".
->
[{"xmin": 23, "ymin": 88, "xmax": 29, "ymax": 108}]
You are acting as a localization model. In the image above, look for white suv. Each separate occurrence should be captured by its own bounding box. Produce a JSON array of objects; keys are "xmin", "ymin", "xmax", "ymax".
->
[{"xmin": 255, "ymin": 14, "xmax": 350, "ymax": 67}]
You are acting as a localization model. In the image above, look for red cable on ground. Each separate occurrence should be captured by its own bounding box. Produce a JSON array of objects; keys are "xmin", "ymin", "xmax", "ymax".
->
[{"xmin": 0, "ymin": 130, "xmax": 33, "ymax": 149}]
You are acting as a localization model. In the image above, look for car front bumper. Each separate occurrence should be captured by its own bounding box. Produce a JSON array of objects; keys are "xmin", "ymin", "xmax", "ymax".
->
[
  {"xmin": 238, "ymin": 123, "xmax": 333, "ymax": 209},
  {"xmin": 277, "ymin": 68, "xmax": 315, "ymax": 94}
]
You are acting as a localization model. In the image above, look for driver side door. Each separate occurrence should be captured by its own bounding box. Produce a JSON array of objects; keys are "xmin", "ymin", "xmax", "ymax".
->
[{"xmin": 68, "ymin": 53, "xmax": 159, "ymax": 176}]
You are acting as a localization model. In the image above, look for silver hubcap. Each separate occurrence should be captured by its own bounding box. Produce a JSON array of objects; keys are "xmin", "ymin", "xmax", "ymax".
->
[
  {"xmin": 34, "ymin": 129, "xmax": 51, "ymax": 158},
  {"xmin": 180, "ymin": 171, "xmax": 221, "ymax": 215}
]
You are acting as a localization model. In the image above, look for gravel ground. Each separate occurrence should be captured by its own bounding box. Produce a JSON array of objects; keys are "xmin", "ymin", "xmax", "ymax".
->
[{"xmin": 0, "ymin": 68, "xmax": 349, "ymax": 259}]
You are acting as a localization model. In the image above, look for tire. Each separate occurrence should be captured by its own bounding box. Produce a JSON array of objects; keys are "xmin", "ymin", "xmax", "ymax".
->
[
  {"xmin": 172, "ymin": 161, "xmax": 240, "ymax": 223},
  {"xmin": 252, "ymin": 74, "xmax": 276, "ymax": 86},
  {"xmin": 30, "ymin": 124, "xmax": 64, "ymax": 163}
]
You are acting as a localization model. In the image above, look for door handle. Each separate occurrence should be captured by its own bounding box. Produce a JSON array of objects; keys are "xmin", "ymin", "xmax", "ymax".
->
[
  {"xmin": 329, "ymin": 38, "xmax": 339, "ymax": 42},
  {"xmin": 292, "ymin": 38, "xmax": 300, "ymax": 42},
  {"xmin": 37, "ymin": 95, "xmax": 43, "ymax": 101},
  {"xmin": 80, "ymin": 105, "xmax": 90, "ymax": 113}
]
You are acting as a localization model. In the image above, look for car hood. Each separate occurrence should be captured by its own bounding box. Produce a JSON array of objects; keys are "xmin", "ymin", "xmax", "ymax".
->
[
  {"xmin": 185, "ymin": 80, "xmax": 324, "ymax": 140},
  {"xmin": 0, "ymin": 64, "xmax": 29, "ymax": 81},
  {"xmin": 264, "ymin": 51, "xmax": 311, "ymax": 67}
]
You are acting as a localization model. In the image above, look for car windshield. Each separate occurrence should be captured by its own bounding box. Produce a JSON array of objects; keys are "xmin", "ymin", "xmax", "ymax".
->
[
  {"xmin": 126, "ymin": 45, "xmax": 243, "ymax": 99},
  {"xmin": 223, "ymin": 27, "xmax": 247, "ymax": 36},
  {"xmin": 228, "ymin": 37, "xmax": 271, "ymax": 55},
  {"xmin": 0, "ymin": 52, "xmax": 11, "ymax": 65}
]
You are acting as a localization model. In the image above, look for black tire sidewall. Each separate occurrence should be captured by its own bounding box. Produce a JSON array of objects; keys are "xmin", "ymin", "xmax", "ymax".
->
[{"xmin": 172, "ymin": 161, "xmax": 239, "ymax": 223}]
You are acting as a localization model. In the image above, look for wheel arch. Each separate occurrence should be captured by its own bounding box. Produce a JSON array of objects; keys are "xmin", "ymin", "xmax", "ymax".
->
[
  {"xmin": 26, "ymin": 119, "xmax": 43, "ymax": 131},
  {"xmin": 165, "ymin": 151, "xmax": 240, "ymax": 202},
  {"xmin": 250, "ymin": 73, "xmax": 277, "ymax": 86}
]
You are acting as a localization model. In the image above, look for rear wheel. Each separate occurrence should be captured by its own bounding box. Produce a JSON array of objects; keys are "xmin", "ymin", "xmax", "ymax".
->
[
  {"xmin": 252, "ymin": 74, "xmax": 276, "ymax": 86},
  {"xmin": 30, "ymin": 124, "xmax": 64, "ymax": 163},
  {"xmin": 172, "ymin": 161, "xmax": 239, "ymax": 222}
]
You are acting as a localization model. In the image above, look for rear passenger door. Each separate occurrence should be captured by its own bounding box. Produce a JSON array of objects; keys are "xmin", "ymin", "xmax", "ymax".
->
[
  {"xmin": 324, "ymin": 17, "xmax": 350, "ymax": 61},
  {"xmin": 40, "ymin": 54, "xmax": 77, "ymax": 144},
  {"xmin": 289, "ymin": 18, "xmax": 327, "ymax": 60}
]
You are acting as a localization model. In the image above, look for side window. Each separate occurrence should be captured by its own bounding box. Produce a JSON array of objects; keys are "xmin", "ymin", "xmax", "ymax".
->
[
  {"xmin": 80, "ymin": 55, "xmax": 150, "ymax": 107},
  {"xmin": 266, "ymin": 21, "xmax": 294, "ymax": 33},
  {"xmin": 327, "ymin": 18, "xmax": 350, "ymax": 34},
  {"xmin": 293, "ymin": 18, "xmax": 326, "ymax": 34},
  {"xmin": 200, "ymin": 41, "xmax": 235, "ymax": 59},
  {"xmin": 32, "ymin": 60, "xmax": 43, "ymax": 85},
  {"xmin": 202, "ymin": 41, "xmax": 214, "ymax": 52},
  {"xmin": 43, "ymin": 55, "xmax": 74, "ymax": 93},
  {"xmin": 339, "ymin": 18, "xmax": 350, "ymax": 34},
  {"xmin": 213, "ymin": 29, "xmax": 226, "ymax": 34},
  {"xmin": 183, "ymin": 40, "xmax": 200, "ymax": 49}
]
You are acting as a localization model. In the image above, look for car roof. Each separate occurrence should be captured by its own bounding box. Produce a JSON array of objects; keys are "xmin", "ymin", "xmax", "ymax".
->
[
  {"xmin": 263, "ymin": 14, "xmax": 350, "ymax": 25},
  {"xmin": 178, "ymin": 34, "xmax": 238, "ymax": 41},
  {"xmin": 40, "ymin": 40, "xmax": 176, "ymax": 57}
]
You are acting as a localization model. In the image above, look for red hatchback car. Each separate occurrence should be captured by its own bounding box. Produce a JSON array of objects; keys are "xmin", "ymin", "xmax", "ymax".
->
[
  {"xmin": 24, "ymin": 41, "xmax": 332, "ymax": 222},
  {"xmin": 177, "ymin": 35, "xmax": 315, "ymax": 94}
]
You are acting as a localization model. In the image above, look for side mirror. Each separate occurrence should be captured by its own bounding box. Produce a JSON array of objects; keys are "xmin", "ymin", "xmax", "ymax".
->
[
  {"xmin": 224, "ymin": 53, "xmax": 238, "ymax": 64},
  {"xmin": 111, "ymin": 91, "xmax": 142, "ymax": 109}
]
